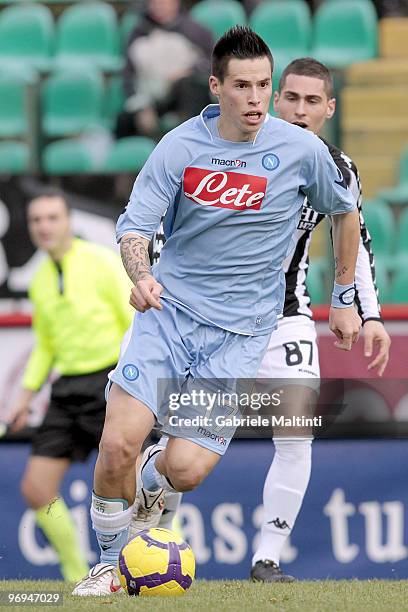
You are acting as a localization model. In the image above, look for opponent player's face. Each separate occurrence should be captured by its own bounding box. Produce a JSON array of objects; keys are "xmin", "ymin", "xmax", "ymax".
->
[
  {"xmin": 209, "ymin": 56, "xmax": 272, "ymax": 142},
  {"xmin": 274, "ymin": 74, "xmax": 335, "ymax": 135},
  {"xmin": 27, "ymin": 196, "xmax": 71, "ymax": 256}
]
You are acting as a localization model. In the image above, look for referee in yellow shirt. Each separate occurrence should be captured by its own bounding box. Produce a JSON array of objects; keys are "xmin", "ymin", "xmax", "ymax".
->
[{"xmin": 8, "ymin": 189, "xmax": 133, "ymax": 581}]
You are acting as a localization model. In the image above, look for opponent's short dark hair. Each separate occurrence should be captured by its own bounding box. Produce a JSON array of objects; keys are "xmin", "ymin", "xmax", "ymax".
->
[
  {"xmin": 279, "ymin": 57, "xmax": 334, "ymax": 98},
  {"xmin": 211, "ymin": 26, "xmax": 273, "ymax": 82}
]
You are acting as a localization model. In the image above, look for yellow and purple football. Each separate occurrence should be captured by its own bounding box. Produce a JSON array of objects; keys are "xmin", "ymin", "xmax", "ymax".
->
[{"xmin": 118, "ymin": 527, "xmax": 195, "ymax": 596}]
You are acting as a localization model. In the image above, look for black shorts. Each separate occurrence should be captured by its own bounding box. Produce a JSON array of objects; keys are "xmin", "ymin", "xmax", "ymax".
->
[{"xmin": 31, "ymin": 366, "xmax": 113, "ymax": 462}]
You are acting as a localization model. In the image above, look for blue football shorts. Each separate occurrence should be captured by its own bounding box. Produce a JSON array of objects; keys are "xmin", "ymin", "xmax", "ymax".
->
[{"xmin": 109, "ymin": 298, "xmax": 271, "ymax": 455}]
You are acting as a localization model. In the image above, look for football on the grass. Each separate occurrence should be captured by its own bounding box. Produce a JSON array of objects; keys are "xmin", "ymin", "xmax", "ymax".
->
[{"xmin": 118, "ymin": 527, "xmax": 195, "ymax": 596}]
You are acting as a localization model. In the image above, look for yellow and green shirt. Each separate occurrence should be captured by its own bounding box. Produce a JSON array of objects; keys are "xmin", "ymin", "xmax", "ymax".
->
[{"xmin": 23, "ymin": 238, "xmax": 133, "ymax": 391}]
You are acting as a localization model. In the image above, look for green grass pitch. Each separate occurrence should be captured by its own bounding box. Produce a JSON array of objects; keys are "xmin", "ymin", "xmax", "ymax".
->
[{"xmin": 1, "ymin": 580, "xmax": 407, "ymax": 611}]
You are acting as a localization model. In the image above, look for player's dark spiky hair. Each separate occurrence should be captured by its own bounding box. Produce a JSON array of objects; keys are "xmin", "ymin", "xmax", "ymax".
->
[
  {"xmin": 279, "ymin": 57, "xmax": 334, "ymax": 98},
  {"xmin": 211, "ymin": 26, "xmax": 274, "ymax": 82}
]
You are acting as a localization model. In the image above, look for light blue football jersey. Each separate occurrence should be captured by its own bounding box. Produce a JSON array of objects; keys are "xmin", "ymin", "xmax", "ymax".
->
[{"xmin": 116, "ymin": 105, "xmax": 356, "ymax": 336}]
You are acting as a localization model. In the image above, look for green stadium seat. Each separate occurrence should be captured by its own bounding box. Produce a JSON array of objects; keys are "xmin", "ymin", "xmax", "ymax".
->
[
  {"xmin": 54, "ymin": 2, "xmax": 123, "ymax": 72},
  {"xmin": 311, "ymin": 0, "xmax": 378, "ymax": 68},
  {"xmin": 104, "ymin": 75, "xmax": 125, "ymax": 128},
  {"xmin": 306, "ymin": 258, "xmax": 327, "ymax": 304},
  {"xmin": 371, "ymin": 256, "xmax": 390, "ymax": 303},
  {"xmin": 42, "ymin": 138, "xmax": 98, "ymax": 174},
  {"xmin": 396, "ymin": 206, "xmax": 408, "ymax": 254},
  {"xmin": 362, "ymin": 199, "xmax": 395, "ymax": 255},
  {"xmin": 386, "ymin": 252, "xmax": 408, "ymax": 275},
  {"xmin": 0, "ymin": 73, "xmax": 31, "ymax": 137},
  {"xmin": 0, "ymin": 3, "xmax": 54, "ymax": 72},
  {"xmin": 120, "ymin": 10, "xmax": 140, "ymax": 49},
  {"xmin": 191, "ymin": 0, "xmax": 246, "ymax": 40},
  {"xmin": 378, "ymin": 146, "xmax": 408, "ymax": 205},
  {"xmin": 0, "ymin": 63, "xmax": 38, "ymax": 83},
  {"xmin": 0, "ymin": 141, "xmax": 29, "ymax": 174},
  {"xmin": 388, "ymin": 267, "xmax": 408, "ymax": 303},
  {"xmin": 102, "ymin": 137, "xmax": 156, "ymax": 173},
  {"xmin": 42, "ymin": 70, "xmax": 104, "ymax": 137},
  {"xmin": 159, "ymin": 111, "xmax": 183, "ymax": 133},
  {"xmin": 250, "ymin": 0, "xmax": 311, "ymax": 72}
]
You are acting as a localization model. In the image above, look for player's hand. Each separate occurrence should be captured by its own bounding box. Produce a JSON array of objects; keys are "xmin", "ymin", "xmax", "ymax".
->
[
  {"xmin": 8, "ymin": 404, "xmax": 30, "ymax": 433},
  {"xmin": 329, "ymin": 306, "xmax": 361, "ymax": 351},
  {"xmin": 130, "ymin": 275, "xmax": 164, "ymax": 312},
  {"xmin": 363, "ymin": 320, "xmax": 391, "ymax": 377}
]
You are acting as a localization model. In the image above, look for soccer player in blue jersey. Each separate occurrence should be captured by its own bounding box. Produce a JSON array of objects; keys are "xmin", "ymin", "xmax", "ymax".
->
[{"xmin": 73, "ymin": 27, "xmax": 361, "ymax": 595}]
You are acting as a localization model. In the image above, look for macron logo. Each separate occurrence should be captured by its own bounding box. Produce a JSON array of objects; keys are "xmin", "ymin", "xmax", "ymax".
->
[{"xmin": 212, "ymin": 157, "xmax": 247, "ymax": 168}]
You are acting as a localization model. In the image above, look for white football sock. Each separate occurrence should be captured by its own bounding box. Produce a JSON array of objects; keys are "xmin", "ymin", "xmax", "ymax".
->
[
  {"xmin": 252, "ymin": 438, "xmax": 312, "ymax": 566},
  {"xmin": 91, "ymin": 494, "xmax": 134, "ymax": 565}
]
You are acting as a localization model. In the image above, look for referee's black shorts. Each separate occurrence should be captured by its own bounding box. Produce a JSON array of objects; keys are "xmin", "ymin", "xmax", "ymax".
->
[{"xmin": 31, "ymin": 366, "xmax": 113, "ymax": 462}]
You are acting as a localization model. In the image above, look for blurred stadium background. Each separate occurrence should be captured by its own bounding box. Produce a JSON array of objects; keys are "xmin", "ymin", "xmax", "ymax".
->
[{"xmin": 0, "ymin": 0, "xmax": 408, "ymax": 582}]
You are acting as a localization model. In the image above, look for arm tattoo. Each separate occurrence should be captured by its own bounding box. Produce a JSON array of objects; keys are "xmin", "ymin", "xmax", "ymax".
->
[
  {"xmin": 335, "ymin": 257, "xmax": 348, "ymax": 280},
  {"xmin": 120, "ymin": 235, "xmax": 151, "ymax": 284}
]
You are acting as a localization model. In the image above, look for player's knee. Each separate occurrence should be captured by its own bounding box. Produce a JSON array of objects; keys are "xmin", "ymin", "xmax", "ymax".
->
[
  {"xmin": 99, "ymin": 433, "xmax": 137, "ymax": 476},
  {"xmin": 170, "ymin": 471, "xmax": 202, "ymax": 492},
  {"xmin": 21, "ymin": 475, "xmax": 48, "ymax": 507},
  {"xmin": 167, "ymin": 462, "xmax": 208, "ymax": 492}
]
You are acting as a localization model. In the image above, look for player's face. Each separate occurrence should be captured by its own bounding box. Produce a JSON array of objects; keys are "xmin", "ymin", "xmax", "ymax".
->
[
  {"xmin": 27, "ymin": 196, "xmax": 72, "ymax": 256},
  {"xmin": 209, "ymin": 56, "xmax": 272, "ymax": 142},
  {"xmin": 274, "ymin": 74, "xmax": 335, "ymax": 135}
]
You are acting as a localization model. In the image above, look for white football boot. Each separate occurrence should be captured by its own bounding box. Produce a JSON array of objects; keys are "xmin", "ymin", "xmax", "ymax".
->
[
  {"xmin": 129, "ymin": 444, "xmax": 166, "ymax": 541},
  {"xmin": 72, "ymin": 563, "xmax": 123, "ymax": 596}
]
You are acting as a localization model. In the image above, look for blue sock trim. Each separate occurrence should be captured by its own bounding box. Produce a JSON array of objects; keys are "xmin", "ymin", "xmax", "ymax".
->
[{"xmin": 96, "ymin": 529, "xmax": 129, "ymax": 565}]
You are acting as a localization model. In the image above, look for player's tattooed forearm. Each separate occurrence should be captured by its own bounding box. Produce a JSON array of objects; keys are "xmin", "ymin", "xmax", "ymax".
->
[
  {"xmin": 334, "ymin": 257, "xmax": 348, "ymax": 279},
  {"xmin": 120, "ymin": 235, "xmax": 151, "ymax": 283},
  {"xmin": 336, "ymin": 267, "xmax": 348, "ymax": 279}
]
